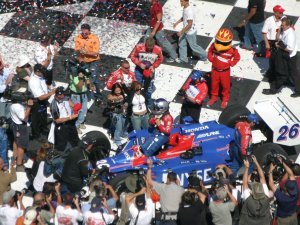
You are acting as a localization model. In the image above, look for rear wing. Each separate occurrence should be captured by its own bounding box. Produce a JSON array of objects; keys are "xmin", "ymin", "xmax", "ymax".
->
[{"xmin": 253, "ymin": 97, "xmax": 300, "ymax": 146}]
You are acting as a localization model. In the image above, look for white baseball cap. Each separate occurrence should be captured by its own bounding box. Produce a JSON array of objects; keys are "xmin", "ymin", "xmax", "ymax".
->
[{"xmin": 17, "ymin": 55, "xmax": 30, "ymax": 67}]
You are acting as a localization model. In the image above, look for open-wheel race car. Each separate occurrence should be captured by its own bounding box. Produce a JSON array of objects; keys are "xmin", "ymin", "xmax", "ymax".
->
[{"xmin": 90, "ymin": 103, "xmax": 296, "ymax": 192}]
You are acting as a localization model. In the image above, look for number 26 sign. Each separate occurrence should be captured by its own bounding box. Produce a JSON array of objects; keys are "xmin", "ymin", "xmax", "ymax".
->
[{"xmin": 274, "ymin": 123, "xmax": 300, "ymax": 146}]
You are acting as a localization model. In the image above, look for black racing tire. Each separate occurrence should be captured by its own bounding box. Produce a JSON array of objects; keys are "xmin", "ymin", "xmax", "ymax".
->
[
  {"xmin": 110, "ymin": 173, "xmax": 137, "ymax": 196},
  {"xmin": 253, "ymin": 143, "xmax": 288, "ymax": 166},
  {"xmin": 218, "ymin": 105, "xmax": 251, "ymax": 127},
  {"xmin": 82, "ymin": 131, "xmax": 111, "ymax": 164}
]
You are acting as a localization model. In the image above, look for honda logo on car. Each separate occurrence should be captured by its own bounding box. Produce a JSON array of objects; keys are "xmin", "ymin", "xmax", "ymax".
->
[
  {"xmin": 182, "ymin": 125, "xmax": 209, "ymax": 134},
  {"xmin": 161, "ymin": 168, "xmax": 212, "ymax": 185}
]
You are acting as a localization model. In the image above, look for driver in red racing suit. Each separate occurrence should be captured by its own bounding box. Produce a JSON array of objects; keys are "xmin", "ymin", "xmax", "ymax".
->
[
  {"xmin": 207, "ymin": 28, "xmax": 240, "ymax": 109},
  {"xmin": 229, "ymin": 114, "xmax": 259, "ymax": 176},
  {"xmin": 133, "ymin": 98, "xmax": 173, "ymax": 157}
]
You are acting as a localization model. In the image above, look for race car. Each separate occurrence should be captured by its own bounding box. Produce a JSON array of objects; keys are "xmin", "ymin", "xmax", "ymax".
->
[{"xmin": 91, "ymin": 103, "xmax": 295, "ymax": 190}]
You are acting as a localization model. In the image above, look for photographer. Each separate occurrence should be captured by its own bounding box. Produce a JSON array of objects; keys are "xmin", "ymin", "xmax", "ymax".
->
[
  {"xmin": 10, "ymin": 94, "xmax": 33, "ymax": 171},
  {"xmin": 239, "ymin": 157, "xmax": 271, "ymax": 225},
  {"xmin": 177, "ymin": 175, "xmax": 207, "ymax": 225},
  {"xmin": 179, "ymin": 70, "xmax": 208, "ymax": 124},
  {"xmin": 61, "ymin": 135, "xmax": 97, "ymax": 193},
  {"xmin": 50, "ymin": 86, "xmax": 79, "ymax": 152},
  {"xmin": 209, "ymin": 184, "xmax": 237, "ymax": 225},
  {"xmin": 31, "ymin": 192, "xmax": 55, "ymax": 224},
  {"xmin": 28, "ymin": 64, "xmax": 56, "ymax": 140},
  {"xmin": 0, "ymin": 190, "xmax": 25, "ymax": 225},
  {"xmin": 146, "ymin": 159, "xmax": 184, "ymax": 224},
  {"xmin": 69, "ymin": 70, "xmax": 90, "ymax": 134},
  {"xmin": 107, "ymin": 83, "xmax": 129, "ymax": 148},
  {"xmin": 269, "ymin": 157, "xmax": 299, "ymax": 224}
]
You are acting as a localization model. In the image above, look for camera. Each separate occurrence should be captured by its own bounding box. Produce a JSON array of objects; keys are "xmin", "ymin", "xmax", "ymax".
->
[
  {"xmin": 65, "ymin": 58, "xmax": 92, "ymax": 77},
  {"xmin": 188, "ymin": 170, "xmax": 202, "ymax": 192},
  {"xmin": 9, "ymin": 91, "xmax": 37, "ymax": 104},
  {"xmin": 136, "ymin": 169, "xmax": 147, "ymax": 191}
]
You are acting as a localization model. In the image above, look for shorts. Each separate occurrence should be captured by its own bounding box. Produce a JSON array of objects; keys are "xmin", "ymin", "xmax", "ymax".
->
[{"xmin": 12, "ymin": 123, "xmax": 29, "ymax": 149}]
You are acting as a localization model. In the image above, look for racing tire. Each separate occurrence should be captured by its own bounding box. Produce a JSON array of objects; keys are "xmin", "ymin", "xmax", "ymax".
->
[
  {"xmin": 83, "ymin": 131, "xmax": 111, "ymax": 163},
  {"xmin": 218, "ymin": 105, "xmax": 251, "ymax": 127},
  {"xmin": 253, "ymin": 143, "xmax": 288, "ymax": 166},
  {"xmin": 110, "ymin": 173, "xmax": 136, "ymax": 196}
]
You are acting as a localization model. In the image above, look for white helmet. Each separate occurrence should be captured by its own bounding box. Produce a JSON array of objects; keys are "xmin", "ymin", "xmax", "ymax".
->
[{"xmin": 152, "ymin": 98, "xmax": 169, "ymax": 115}]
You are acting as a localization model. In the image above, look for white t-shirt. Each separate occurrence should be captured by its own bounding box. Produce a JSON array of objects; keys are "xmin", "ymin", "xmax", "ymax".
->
[
  {"xmin": 0, "ymin": 205, "xmax": 23, "ymax": 225},
  {"xmin": 10, "ymin": 103, "xmax": 26, "ymax": 124},
  {"xmin": 129, "ymin": 198, "xmax": 154, "ymax": 225},
  {"xmin": 132, "ymin": 94, "xmax": 147, "ymax": 113},
  {"xmin": 262, "ymin": 16, "xmax": 282, "ymax": 41},
  {"xmin": 281, "ymin": 27, "xmax": 298, "ymax": 57},
  {"xmin": 35, "ymin": 44, "xmax": 55, "ymax": 70},
  {"xmin": 33, "ymin": 161, "xmax": 56, "ymax": 192},
  {"xmin": 183, "ymin": 6, "xmax": 197, "ymax": 35},
  {"xmin": 0, "ymin": 67, "xmax": 11, "ymax": 93},
  {"xmin": 242, "ymin": 183, "xmax": 270, "ymax": 200},
  {"xmin": 28, "ymin": 73, "xmax": 48, "ymax": 98},
  {"xmin": 55, "ymin": 205, "xmax": 83, "ymax": 225},
  {"xmin": 83, "ymin": 211, "xmax": 115, "ymax": 225}
]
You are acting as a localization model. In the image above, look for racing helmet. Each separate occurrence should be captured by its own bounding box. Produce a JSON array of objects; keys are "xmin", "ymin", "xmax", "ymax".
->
[
  {"xmin": 214, "ymin": 28, "xmax": 233, "ymax": 52},
  {"xmin": 273, "ymin": 5, "xmax": 285, "ymax": 13},
  {"xmin": 152, "ymin": 98, "xmax": 169, "ymax": 115},
  {"xmin": 247, "ymin": 113, "xmax": 259, "ymax": 124},
  {"xmin": 191, "ymin": 70, "xmax": 205, "ymax": 81}
]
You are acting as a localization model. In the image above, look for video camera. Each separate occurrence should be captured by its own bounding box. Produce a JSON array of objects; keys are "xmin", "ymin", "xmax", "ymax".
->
[
  {"xmin": 65, "ymin": 58, "xmax": 92, "ymax": 77},
  {"xmin": 0, "ymin": 116, "xmax": 9, "ymax": 129},
  {"xmin": 187, "ymin": 170, "xmax": 202, "ymax": 192},
  {"xmin": 8, "ymin": 91, "xmax": 37, "ymax": 104}
]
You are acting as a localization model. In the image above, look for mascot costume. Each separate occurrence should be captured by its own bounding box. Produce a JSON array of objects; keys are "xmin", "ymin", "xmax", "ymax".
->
[{"xmin": 207, "ymin": 28, "xmax": 240, "ymax": 109}]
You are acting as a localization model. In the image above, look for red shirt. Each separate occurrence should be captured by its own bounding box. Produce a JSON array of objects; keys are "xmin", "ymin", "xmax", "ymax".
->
[{"xmin": 150, "ymin": 2, "xmax": 164, "ymax": 32}]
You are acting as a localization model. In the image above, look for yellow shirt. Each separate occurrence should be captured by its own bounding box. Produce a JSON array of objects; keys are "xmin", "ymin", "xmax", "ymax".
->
[{"xmin": 75, "ymin": 33, "xmax": 100, "ymax": 63}]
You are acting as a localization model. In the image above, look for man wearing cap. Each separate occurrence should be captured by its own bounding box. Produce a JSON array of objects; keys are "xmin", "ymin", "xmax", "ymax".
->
[
  {"xmin": 10, "ymin": 94, "xmax": 33, "ymax": 171},
  {"xmin": 146, "ymin": 159, "xmax": 184, "ymax": 224},
  {"xmin": 83, "ymin": 196, "xmax": 115, "ymax": 225},
  {"xmin": 209, "ymin": 184, "xmax": 238, "ymax": 225},
  {"xmin": 239, "ymin": 157, "xmax": 271, "ymax": 225},
  {"xmin": 61, "ymin": 134, "xmax": 96, "ymax": 193},
  {"xmin": 28, "ymin": 64, "xmax": 56, "ymax": 140},
  {"xmin": 130, "ymin": 37, "xmax": 163, "ymax": 108},
  {"xmin": 75, "ymin": 23, "xmax": 102, "ymax": 101},
  {"xmin": 269, "ymin": 157, "xmax": 299, "ymax": 224},
  {"xmin": 0, "ymin": 190, "xmax": 25, "ymax": 225},
  {"xmin": 260, "ymin": 5, "xmax": 285, "ymax": 58},
  {"xmin": 34, "ymin": 35, "xmax": 59, "ymax": 87},
  {"xmin": 179, "ymin": 70, "xmax": 208, "ymax": 123},
  {"xmin": 15, "ymin": 55, "xmax": 32, "ymax": 90},
  {"xmin": 50, "ymin": 86, "xmax": 79, "ymax": 152}
]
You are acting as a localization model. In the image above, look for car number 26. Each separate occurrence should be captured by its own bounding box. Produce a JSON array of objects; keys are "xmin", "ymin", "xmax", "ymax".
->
[{"xmin": 277, "ymin": 123, "xmax": 300, "ymax": 141}]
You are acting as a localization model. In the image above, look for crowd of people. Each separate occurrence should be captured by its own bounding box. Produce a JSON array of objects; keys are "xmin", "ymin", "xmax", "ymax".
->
[{"xmin": 0, "ymin": 0, "xmax": 300, "ymax": 224}]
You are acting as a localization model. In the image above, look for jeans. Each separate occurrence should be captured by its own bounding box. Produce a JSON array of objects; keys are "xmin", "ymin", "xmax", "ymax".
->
[
  {"xmin": 145, "ymin": 28, "xmax": 177, "ymax": 60},
  {"xmin": 0, "ymin": 128, "xmax": 8, "ymax": 167},
  {"xmin": 131, "ymin": 113, "xmax": 149, "ymax": 131},
  {"xmin": 85, "ymin": 60, "xmax": 102, "ymax": 100},
  {"xmin": 228, "ymin": 144, "xmax": 243, "ymax": 176},
  {"xmin": 71, "ymin": 93, "xmax": 88, "ymax": 128},
  {"xmin": 243, "ymin": 22, "xmax": 264, "ymax": 53},
  {"xmin": 112, "ymin": 113, "xmax": 128, "ymax": 146},
  {"xmin": 179, "ymin": 32, "xmax": 207, "ymax": 62},
  {"xmin": 134, "ymin": 67, "xmax": 155, "ymax": 108},
  {"xmin": 141, "ymin": 129, "xmax": 169, "ymax": 156}
]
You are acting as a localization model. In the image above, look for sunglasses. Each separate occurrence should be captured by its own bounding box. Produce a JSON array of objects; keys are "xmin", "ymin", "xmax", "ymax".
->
[
  {"xmin": 135, "ymin": 88, "xmax": 142, "ymax": 91},
  {"xmin": 122, "ymin": 66, "xmax": 130, "ymax": 69},
  {"xmin": 81, "ymin": 32, "xmax": 89, "ymax": 35}
]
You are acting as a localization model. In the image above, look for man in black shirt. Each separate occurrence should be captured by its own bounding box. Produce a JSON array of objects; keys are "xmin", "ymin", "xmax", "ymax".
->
[
  {"xmin": 238, "ymin": 0, "xmax": 266, "ymax": 54},
  {"xmin": 61, "ymin": 135, "xmax": 95, "ymax": 193}
]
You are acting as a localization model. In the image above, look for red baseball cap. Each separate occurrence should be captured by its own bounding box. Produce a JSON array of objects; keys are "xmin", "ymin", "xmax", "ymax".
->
[{"xmin": 273, "ymin": 5, "xmax": 285, "ymax": 13}]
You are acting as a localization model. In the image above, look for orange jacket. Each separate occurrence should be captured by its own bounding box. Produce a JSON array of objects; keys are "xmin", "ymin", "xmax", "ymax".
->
[{"xmin": 75, "ymin": 33, "xmax": 100, "ymax": 63}]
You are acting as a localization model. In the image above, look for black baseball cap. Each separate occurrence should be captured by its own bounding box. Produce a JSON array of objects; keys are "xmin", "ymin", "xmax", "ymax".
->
[
  {"xmin": 34, "ymin": 64, "xmax": 45, "ymax": 73},
  {"xmin": 55, "ymin": 86, "xmax": 65, "ymax": 95}
]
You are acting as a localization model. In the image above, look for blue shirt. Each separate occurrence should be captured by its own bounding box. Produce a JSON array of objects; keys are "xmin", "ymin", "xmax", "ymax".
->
[{"xmin": 275, "ymin": 181, "xmax": 298, "ymax": 218}]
